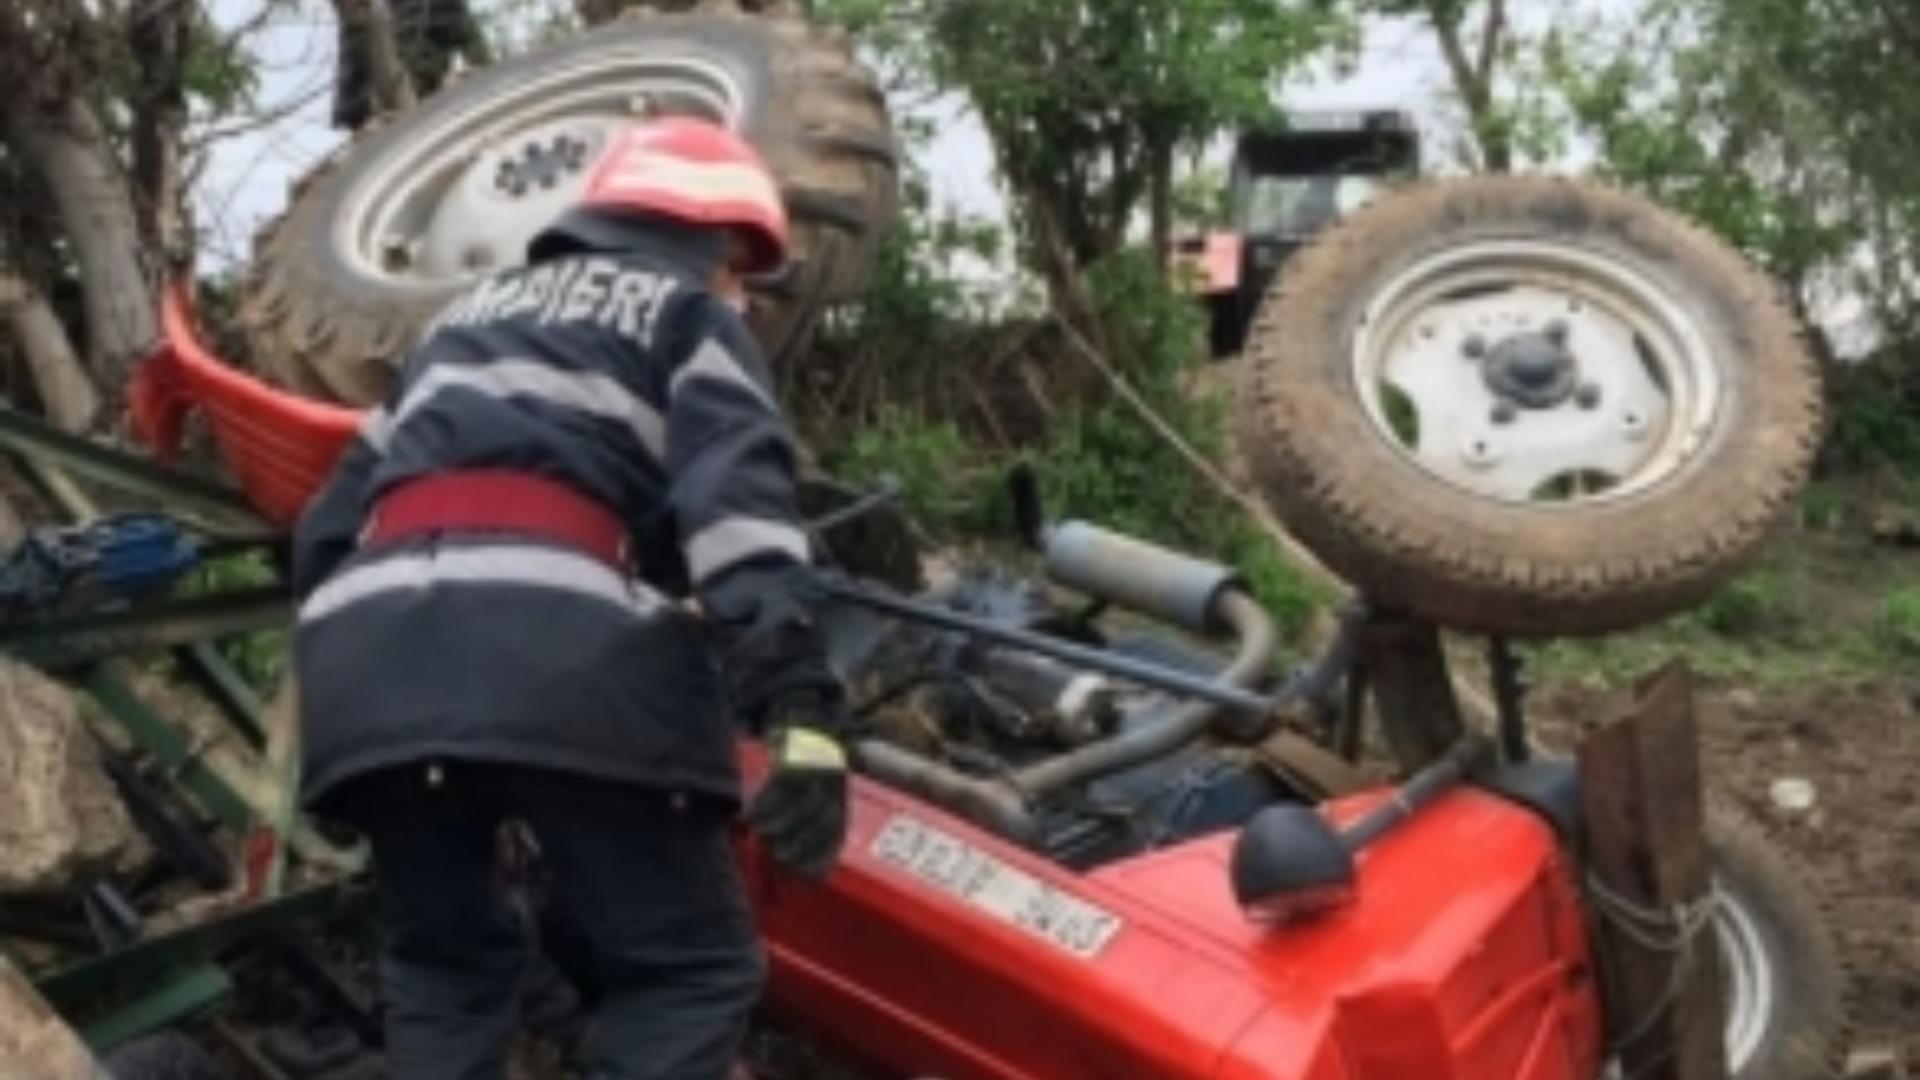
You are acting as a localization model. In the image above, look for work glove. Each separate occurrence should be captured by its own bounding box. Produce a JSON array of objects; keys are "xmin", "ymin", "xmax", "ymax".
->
[{"xmin": 747, "ymin": 693, "xmax": 850, "ymax": 881}]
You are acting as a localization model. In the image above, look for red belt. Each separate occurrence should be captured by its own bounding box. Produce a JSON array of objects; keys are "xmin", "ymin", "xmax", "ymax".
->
[{"xmin": 363, "ymin": 469, "xmax": 630, "ymax": 570}]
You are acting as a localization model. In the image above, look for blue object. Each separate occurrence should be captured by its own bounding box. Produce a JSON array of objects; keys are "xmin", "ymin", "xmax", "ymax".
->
[{"xmin": 0, "ymin": 514, "xmax": 200, "ymax": 617}]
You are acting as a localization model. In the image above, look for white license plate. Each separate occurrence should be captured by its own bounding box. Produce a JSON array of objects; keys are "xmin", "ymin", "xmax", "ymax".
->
[{"xmin": 870, "ymin": 814, "xmax": 1123, "ymax": 959}]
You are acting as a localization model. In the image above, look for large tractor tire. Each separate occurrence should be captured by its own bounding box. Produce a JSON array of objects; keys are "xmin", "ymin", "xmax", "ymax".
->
[
  {"xmin": 239, "ymin": 5, "xmax": 897, "ymax": 406},
  {"xmin": 1239, "ymin": 176, "xmax": 1823, "ymax": 636},
  {"xmin": 1707, "ymin": 804, "xmax": 1851, "ymax": 1079}
]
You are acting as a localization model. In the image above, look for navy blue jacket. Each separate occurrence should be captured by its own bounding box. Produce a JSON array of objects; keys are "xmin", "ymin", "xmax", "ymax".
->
[{"xmin": 291, "ymin": 236, "xmax": 831, "ymax": 808}]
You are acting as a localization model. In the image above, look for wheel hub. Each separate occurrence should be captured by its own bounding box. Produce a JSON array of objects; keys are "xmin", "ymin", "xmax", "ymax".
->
[
  {"xmin": 1352, "ymin": 240, "xmax": 1722, "ymax": 506},
  {"xmin": 490, "ymin": 132, "xmax": 595, "ymax": 198},
  {"xmin": 1482, "ymin": 321, "xmax": 1579, "ymax": 409},
  {"xmin": 336, "ymin": 54, "xmax": 744, "ymax": 285}
]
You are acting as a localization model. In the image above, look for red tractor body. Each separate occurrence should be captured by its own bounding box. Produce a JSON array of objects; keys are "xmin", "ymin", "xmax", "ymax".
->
[{"xmin": 752, "ymin": 766, "xmax": 1603, "ymax": 1080}]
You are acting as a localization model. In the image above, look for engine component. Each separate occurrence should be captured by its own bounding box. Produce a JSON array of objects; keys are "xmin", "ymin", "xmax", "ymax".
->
[
  {"xmin": 0, "ymin": 515, "xmax": 199, "ymax": 618},
  {"xmin": 970, "ymin": 648, "xmax": 1116, "ymax": 745},
  {"xmin": 1042, "ymin": 521, "xmax": 1236, "ymax": 635}
]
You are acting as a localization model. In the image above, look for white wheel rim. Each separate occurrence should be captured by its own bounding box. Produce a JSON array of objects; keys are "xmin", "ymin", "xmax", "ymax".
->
[
  {"xmin": 1601, "ymin": 878, "xmax": 1776, "ymax": 1078},
  {"xmin": 1716, "ymin": 881, "xmax": 1775, "ymax": 1071},
  {"xmin": 336, "ymin": 52, "xmax": 745, "ymax": 289},
  {"xmin": 1350, "ymin": 239, "xmax": 1725, "ymax": 506}
]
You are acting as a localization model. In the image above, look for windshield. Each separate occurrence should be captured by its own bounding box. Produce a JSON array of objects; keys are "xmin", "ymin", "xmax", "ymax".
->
[{"xmin": 1239, "ymin": 174, "xmax": 1390, "ymax": 238}]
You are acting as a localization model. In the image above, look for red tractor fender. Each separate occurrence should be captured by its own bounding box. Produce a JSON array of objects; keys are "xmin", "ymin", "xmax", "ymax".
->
[
  {"xmin": 740, "ymin": 745, "xmax": 1604, "ymax": 1080},
  {"xmin": 131, "ymin": 280, "xmax": 363, "ymax": 527}
]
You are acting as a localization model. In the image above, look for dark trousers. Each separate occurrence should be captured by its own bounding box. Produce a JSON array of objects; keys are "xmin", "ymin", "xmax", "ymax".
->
[{"xmin": 336, "ymin": 762, "xmax": 764, "ymax": 1080}]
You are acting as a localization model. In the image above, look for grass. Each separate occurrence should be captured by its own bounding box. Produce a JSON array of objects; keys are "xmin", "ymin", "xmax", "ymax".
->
[{"xmin": 1521, "ymin": 497, "xmax": 1920, "ymax": 691}]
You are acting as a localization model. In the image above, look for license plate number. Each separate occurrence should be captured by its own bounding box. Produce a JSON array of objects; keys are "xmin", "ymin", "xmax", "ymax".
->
[{"xmin": 870, "ymin": 814, "xmax": 1123, "ymax": 959}]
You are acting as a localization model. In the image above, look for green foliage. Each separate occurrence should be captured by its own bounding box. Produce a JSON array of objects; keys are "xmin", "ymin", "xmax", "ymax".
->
[
  {"xmin": 1691, "ymin": 568, "xmax": 1793, "ymax": 639},
  {"xmin": 1533, "ymin": 0, "xmax": 1920, "ymax": 343},
  {"xmin": 1798, "ymin": 482, "xmax": 1849, "ymax": 533},
  {"xmin": 182, "ymin": 14, "xmax": 261, "ymax": 111},
  {"xmin": 832, "ymin": 411, "xmax": 1000, "ymax": 537},
  {"xmin": 818, "ymin": 0, "xmax": 1353, "ymax": 269},
  {"xmin": 1875, "ymin": 587, "xmax": 1920, "ymax": 658},
  {"xmin": 1027, "ymin": 250, "xmax": 1324, "ymax": 638},
  {"xmin": 187, "ymin": 550, "xmax": 288, "ymax": 692},
  {"xmin": 1827, "ymin": 355, "xmax": 1920, "ymax": 474}
]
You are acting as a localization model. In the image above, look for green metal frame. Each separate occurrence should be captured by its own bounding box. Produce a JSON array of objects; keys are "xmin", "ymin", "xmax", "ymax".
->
[
  {"xmin": 34, "ymin": 885, "xmax": 356, "ymax": 1013},
  {"xmin": 77, "ymin": 965, "xmax": 231, "ymax": 1055},
  {"xmin": 0, "ymin": 588, "xmax": 291, "ymax": 672},
  {"xmin": 0, "ymin": 401, "xmax": 369, "ymax": 1052},
  {"xmin": 0, "ymin": 406, "xmax": 267, "ymax": 538}
]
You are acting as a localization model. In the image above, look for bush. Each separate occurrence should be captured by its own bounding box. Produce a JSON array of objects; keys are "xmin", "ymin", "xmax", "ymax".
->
[
  {"xmin": 1692, "ymin": 568, "xmax": 1793, "ymax": 638},
  {"xmin": 1026, "ymin": 251, "xmax": 1324, "ymax": 640},
  {"xmin": 1874, "ymin": 586, "xmax": 1920, "ymax": 657},
  {"xmin": 1828, "ymin": 352, "xmax": 1920, "ymax": 474},
  {"xmin": 831, "ymin": 410, "xmax": 1000, "ymax": 539}
]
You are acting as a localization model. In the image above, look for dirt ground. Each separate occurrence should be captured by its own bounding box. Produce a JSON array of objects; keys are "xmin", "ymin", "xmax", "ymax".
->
[{"xmin": 1534, "ymin": 676, "xmax": 1920, "ymax": 1069}]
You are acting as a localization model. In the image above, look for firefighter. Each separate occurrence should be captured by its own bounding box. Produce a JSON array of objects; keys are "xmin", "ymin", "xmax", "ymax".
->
[{"xmin": 288, "ymin": 117, "xmax": 850, "ymax": 1080}]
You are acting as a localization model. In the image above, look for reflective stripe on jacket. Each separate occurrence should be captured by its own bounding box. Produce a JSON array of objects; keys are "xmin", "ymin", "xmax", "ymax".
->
[{"xmin": 291, "ymin": 236, "xmax": 828, "ymax": 807}]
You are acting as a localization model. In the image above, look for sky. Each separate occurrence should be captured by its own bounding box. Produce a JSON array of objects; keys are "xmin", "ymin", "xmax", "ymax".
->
[{"xmin": 194, "ymin": 0, "xmax": 1625, "ymax": 273}]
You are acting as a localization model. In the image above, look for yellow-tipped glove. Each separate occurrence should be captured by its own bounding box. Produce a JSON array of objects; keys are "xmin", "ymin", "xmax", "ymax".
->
[{"xmin": 747, "ymin": 707, "xmax": 850, "ymax": 881}]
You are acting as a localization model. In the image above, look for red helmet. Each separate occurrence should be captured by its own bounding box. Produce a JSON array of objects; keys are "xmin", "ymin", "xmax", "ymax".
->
[{"xmin": 555, "ymin": 117, "xmax": 789, "ymax": 275}]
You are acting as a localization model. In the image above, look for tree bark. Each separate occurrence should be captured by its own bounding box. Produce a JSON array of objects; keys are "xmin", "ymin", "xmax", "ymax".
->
[
  {"xmin": 0, "ymin": 97, "xmax": 157, "ymax": 390},
  {"xmin": 0, "ymin": 274, "xmax": 100, "ymax": 432},
  {"xmin": 331, "ymin": 0, "xmax": 419, "ymax": 129},
  {"xmin": 1147, "ymin": 136, "xmax": 1175, "ymax": 274},
  {"xmin": 1427, "ymin": 0, "xmax": 1511, "ymax": 172},
  {"xmin": 128, "ymin": 0, "xmax": 192, "ymax": 257}
]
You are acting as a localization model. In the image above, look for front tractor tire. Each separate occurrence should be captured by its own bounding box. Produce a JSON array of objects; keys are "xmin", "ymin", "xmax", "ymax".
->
[
  {"xmin": 240, "ymin": 6, "xmax": 898, "ymax": 406},
  {"xmin": 1239, "ymin": 176, "xmax": 1823, "ymax": 637}
]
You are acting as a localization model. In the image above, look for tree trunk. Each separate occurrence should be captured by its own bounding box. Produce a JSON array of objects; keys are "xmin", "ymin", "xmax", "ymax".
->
[
  {"xmin": 331, "ymin": 0, "xmax": 419, "ymax": 129},
  {"xmin": 1147, "ymin": 137, "xmax": 1175, "ymax": 275},
  {"xmin": 0, "ymin": 275, "xmax": 100, "ymax": 432},
  {"xmin": 1, "ymin": 98, "xmax": 157, "ymax": 391},
  {"xmin": 128, "ymin": 0, "xmax": 192, "ymax": 257},
  {"xmin": 1427, "ymin": 0, "xmax": 1512, "ymax": 173}
]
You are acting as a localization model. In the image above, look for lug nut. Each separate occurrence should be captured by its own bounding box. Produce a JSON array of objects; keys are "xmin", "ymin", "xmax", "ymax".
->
[
  {"xmin": 1575, "ymin": 382, "xmax": 1601, "ymax": 409},
  {"xmin": 1545, "ymin": 318, "xmax": 1570, "ymax": 344},
  {"xmin": 380, "ymin": 236, "xmax": 413, "ymax": 271},
  {"xmin": 1463, "ymin": 334, "xmax": 1487, "ymax": 359},
  {"xmin": 1491, "ymin": 401, "xmax": 1518, "ymax": 425}
]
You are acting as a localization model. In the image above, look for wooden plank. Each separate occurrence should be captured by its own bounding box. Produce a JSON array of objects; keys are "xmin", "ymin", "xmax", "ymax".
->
[{"xmin": 1577, "ymin": 662, "xmax": 1726, "ymax": 1079}]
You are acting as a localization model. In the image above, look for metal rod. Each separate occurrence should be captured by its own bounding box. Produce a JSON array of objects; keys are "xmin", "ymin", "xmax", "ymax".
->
[
  {"xmin": 0, "ymin": 406, "xmax": 267, "ymax": 536},
  {"xmin": 1489, "ymin": 635, "xmax": 1530, "ymax": 763},
  {"xmin": 1011, "ymin": 590, "xmax": 1275, "ymax": 792},
  {"xmin": 0, "ymin": 587, "xmax": 292, "ymax": 670},
  {"xmin": 822, "ymin": 578, "xmax": 1277, "ymax": 716},
  {"xmin": 1340, "ymin": 733, "xmax": 1494, "ymax": 851}
]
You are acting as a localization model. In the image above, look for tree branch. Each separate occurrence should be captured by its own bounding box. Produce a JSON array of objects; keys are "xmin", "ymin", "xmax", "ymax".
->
[
  {"xmin": 1, "ymin": 102, "xmax": 158, "ymax": 390},
  {"xmin": 1425, "ymin": 0, "xmax": 1509, "ymax": 171},
  {"xmin": 1475, "ymin": 0, "xmax": 1506, "ymax": 86},
  {"xmin": 330, "ymin": 0, "xmax": 418, "ymax": 129},
  {"xmin": 0, "ymin": 272, "xmax": 102, "ymax": 432},
  {"xmin": 128, "ymin": 0, "xmax": 192, "ymax": 257}
]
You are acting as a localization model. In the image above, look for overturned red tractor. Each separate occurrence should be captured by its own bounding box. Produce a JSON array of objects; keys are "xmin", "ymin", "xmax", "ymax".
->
[{"xmin": 3, "ymin": 6, "xmax": 1845, "ymax": 1080}]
